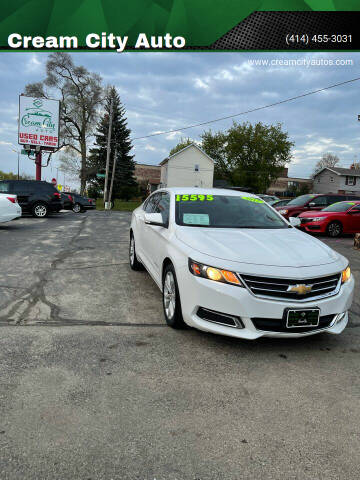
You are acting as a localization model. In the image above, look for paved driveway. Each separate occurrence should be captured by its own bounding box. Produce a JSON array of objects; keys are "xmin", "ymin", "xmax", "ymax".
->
[{"xmin": 0, "ymin": 211, "xmax": 359, "ymax": 480}]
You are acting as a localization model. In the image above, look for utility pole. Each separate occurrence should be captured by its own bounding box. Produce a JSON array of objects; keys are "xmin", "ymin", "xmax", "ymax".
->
[
  {"xmin": 108, "ymin": 148, "xmax": 117, "ymax": 209},
  {"xmin": 35, "ymin": 151, "xmax": 42, "ymax": 181},
  {"xmin": 104, "ymin": 98, "xmax": 114, "ymax": 210}
]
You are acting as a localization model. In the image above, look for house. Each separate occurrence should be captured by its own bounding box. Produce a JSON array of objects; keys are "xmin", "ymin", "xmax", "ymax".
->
[
  {"xmin": 267, "ymin": 176, "xmax": 313, "ymax": 196},
  {"xmin": 134, "ymin": 163, "xmax": 161, "ymax": 193},
  {"xmin": 313, "ymin": 167, "xmax": 360, "ymax": 194},
  {"xmin": 160, "ymin": 144, "xmax": 214, "ymax": 188}
]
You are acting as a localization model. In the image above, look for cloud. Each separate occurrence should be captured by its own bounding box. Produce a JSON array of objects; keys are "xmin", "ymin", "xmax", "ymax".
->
[
  {"xmin": 25, "ymin": 54, "xmax": 42, "ymax": 73},
  {"xmin": 194, "ymin": 78, "xmax": 210, "ymax": 90},
  {"xmin": 144, "ymin": 144, "xmax": 156, "ymax": 151}
]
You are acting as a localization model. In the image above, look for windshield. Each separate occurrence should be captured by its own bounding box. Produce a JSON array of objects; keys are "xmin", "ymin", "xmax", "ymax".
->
[
  {"xmin": 175, "ymin": 194, "xmax": 288, "ymax": 229},
  {"xmin": 287, "ymin": 194, "xmax": 316, "ymax": 206},
  {"xmin": 323, "ymin": 202, "xmax": 357, "ymax": 212}
]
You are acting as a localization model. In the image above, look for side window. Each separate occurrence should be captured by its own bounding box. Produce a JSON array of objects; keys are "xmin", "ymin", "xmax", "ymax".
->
[
  {"xmin": 19, "ymin": 182, "xmax": 35, "ymax": 193},
  {"xmin": 144, "ymin": 193, "xmax": 160, "ymax": 213},
  {"xmin": 0, "ymin": 182, "xmax": 10, "ymax": 193},
  {"xmin": 327, "ymin": 195, "xmax": 342, "ymax": 205},
  {"xmin": 350, "ymin": 205, "xmax": 360, "ymax": 213},
  {"xmin": 153, "ymin": 192, "xmax": 170, "ymax": 224},
  {"xmin": 311, "ymin": 196, "xmax": 328, "ymax": 206}
]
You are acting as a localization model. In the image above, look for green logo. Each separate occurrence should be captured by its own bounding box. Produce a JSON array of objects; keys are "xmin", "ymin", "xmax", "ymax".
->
[{"xmin": 21, "ymin": 99, "xmax": 56, "ymax": 133}]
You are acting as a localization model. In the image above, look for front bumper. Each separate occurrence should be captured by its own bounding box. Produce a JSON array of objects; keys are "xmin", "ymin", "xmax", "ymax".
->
[
  {"xmin": 178, "ymin": 269, "xmax": 354, "ymax": 339},
  {"xmin": 298, "ymin": 221, "xmax": 327, "ymax": 233}
]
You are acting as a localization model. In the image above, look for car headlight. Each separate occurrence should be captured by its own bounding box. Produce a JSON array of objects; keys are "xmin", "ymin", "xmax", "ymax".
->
[
  {"xmin": 311, "ymin": 217, "xmax": 325, "ymax": 222},
  {"xmin": 188, "ymin": 259, "xmax": 244, "ymax": 287},
  {"xmin": 279, "ymin": 209, "xmax": 288, "ymax": 215},
  {"xmin": 341, "ymin": 266, "xmax": 351, "ymax": 284}
]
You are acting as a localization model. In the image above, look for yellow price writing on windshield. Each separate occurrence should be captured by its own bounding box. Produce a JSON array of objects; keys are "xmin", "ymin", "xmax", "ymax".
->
[{"xmin": 176, "ymin": 194, "xmax": 213, "ymax": 202}]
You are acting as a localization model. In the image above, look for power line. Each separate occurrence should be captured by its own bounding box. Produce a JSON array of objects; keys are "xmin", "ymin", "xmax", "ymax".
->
[{"xmin": 133, "ymin": 76, "xmax": 360, "ymax": 141}]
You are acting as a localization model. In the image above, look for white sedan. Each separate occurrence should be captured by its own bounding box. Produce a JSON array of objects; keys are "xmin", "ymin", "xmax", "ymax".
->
[
  {"xmin": 130, "ymin": 188, "xmax": 354, "ymax": 339},
  {"xmin": 0, "ymin": 193, "xmax": 21, "ymax": 223}
]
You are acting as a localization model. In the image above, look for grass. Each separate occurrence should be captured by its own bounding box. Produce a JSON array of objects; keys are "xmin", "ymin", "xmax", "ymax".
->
[{"xmin": 96, "ymin": 198, "xmax": 142, "ymax": 212}]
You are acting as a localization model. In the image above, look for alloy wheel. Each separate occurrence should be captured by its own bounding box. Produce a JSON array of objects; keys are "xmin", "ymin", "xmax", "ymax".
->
[
  {"xmin": 34, "ymin": 205, "xmax": 47, "ymax": 217},
  {"xmin": 328, "ymin": 222, "xmax": 341, "ymax": 237},
  {"xmin": 73, "ymin": 203, "xmax": 81, "ymax": 213},
  {"xmin": 163, "ymin": 271, "xmax": 176, "ymax": 320}
]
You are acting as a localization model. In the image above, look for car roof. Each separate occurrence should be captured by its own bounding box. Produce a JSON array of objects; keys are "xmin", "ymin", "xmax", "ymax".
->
[{"xmin": 156, "ymin": 187, "xmax": 260, "ymax": 198}]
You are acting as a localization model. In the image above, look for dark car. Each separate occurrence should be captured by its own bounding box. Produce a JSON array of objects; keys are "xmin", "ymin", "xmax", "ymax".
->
[
  {"xmin": 60, "ymin": 192, "xmax": 75, "ymax": 211},
  {"xmin": 69, "ymin": 193, "xmax": 96, "ymax": 213},
  {"xmin": 0, "ymin": 180, "xmax": 63, "ymax": 218},
  {"xmin": 275, "ymin": 193, "xmax": 360, "ymax": 219}
]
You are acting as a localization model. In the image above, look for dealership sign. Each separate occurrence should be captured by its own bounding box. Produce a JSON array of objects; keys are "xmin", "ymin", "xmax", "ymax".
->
[{"xmin": 18, "ymin": 96, "xmax": 60, "ymax": 149}]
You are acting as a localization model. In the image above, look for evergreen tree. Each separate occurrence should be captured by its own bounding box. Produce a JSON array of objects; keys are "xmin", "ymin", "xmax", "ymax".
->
[{"xmin": 88, "ymin": 86, "xmax": 136, "ymax": 199}]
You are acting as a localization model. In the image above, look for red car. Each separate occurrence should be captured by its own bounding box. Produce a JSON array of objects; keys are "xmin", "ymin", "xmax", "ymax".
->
[
  {"xmin": 298, "ymin": 200, "xmax": 360, "ymax": 237},
  {"xmin": 275, "ymin": 193, "xmax": 360, "ymax": 220}
]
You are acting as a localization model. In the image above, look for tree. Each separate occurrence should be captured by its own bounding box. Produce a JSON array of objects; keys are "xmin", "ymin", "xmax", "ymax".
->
[
  {"xmin": 169, "ymin": 138, "xmax": 195, "ymax": 156},
  {"xmin": 0, "ymin": 170, "xmax": 34, "ymax": 180},
  {"xmin": 312, "ymin": 153, "xmax": 340, "ymax": 178},
  {"xmin": 87, "ymin": 86, "xmax": 136, "ymax": 201},
  {"xmin": 201, "ymin": 121, "xmax": 294, "ymax": 193},
  {"xmin": 25, "ymin": 52, "xmax": 103, "ymax": 194}
]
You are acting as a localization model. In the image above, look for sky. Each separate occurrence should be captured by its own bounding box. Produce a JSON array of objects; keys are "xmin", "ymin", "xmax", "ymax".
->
[{"xmin": 0, "ymin": 51, "xmax": 359, "ymax": 189}]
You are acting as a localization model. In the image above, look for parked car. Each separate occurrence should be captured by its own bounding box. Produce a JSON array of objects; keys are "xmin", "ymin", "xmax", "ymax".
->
[
  {"xmin": 68, "ymin": 193, "xmax": 96, "ymax": 213},
  {"xmin": 257, "ymin": 194, "xmax": 279, "ymax": 205},
  {"xmin": 276, "ymin": 193, "xmax": 360, "ymax": 219},
  {"xmin": 271, "ymin": 199, "xmax": 290, "ymax": 208},
  {"xmin": 0, "ymin": 180, "xmax": 63, "ymax": 218},
  {"xmin": 129, "ymin": 188, "xmax": 353, "ymax": 340},
  {"xmin": 0, "ymin": 193, "xmax": 22, "ymax": 223},
  {"xmin": 61, "ymin": 192, "xmax": 74, "ymax": 211},
  {"xmin": 298, "ymin": 200, "xmax": 360, "ymax": 237}
]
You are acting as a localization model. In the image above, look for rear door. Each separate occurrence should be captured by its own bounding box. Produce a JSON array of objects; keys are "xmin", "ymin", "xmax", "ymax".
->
[
  {"xmin": 12, "ymin": 181, "xmax": 32, "ymax": 209},
  {"xmin": 144, "ymin": 192, "xmax": 171, "ymax": 282},
  {"xmin": 134, "ymin": 193, "xmax": 159, "ymax": 266}
]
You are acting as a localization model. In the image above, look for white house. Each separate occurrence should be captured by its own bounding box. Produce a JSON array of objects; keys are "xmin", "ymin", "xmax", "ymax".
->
[
  {"xmin": 160, "ymin": 144, "xmax": 214, "ymax": 188},
  {"xmin": 313, "ymin": 167, "xmax": 360, "ymax": 194}
]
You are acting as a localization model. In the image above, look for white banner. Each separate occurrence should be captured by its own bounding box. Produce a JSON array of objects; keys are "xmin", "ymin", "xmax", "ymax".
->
[{"xmin": 18, "ymin": 96, "xmax": 60, "ymax": 149}]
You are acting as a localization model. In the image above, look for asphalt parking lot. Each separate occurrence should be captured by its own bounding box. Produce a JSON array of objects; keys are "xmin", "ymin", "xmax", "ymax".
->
[{"xmin": 0, "ymin": 211, "xmax": 360, "ymax": 480}]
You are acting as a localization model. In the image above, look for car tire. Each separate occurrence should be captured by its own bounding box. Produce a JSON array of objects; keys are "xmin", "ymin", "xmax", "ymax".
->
[
  {"xmin": 73, "ymin": 203, "xmax": 82, "ymax": 213},
  {"xmin": 129, "ymin": 234, "xmax": 144, "ymax": 271},
  {"xmin": 326, "ymin": 221, "xmax": 342, "ymax": 238},
  {"xmin": 32, "ymin": 202, "xmax": 48, "ymax": 218},
  {"xmin": 162, "ymin": 263, "xmax": 185, "ymax": 329}
]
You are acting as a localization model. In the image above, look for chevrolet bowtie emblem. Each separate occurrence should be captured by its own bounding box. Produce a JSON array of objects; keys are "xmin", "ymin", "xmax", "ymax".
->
[{"xmin": 287, "ymin": 284, "xmax": 312, "ymax": 295}]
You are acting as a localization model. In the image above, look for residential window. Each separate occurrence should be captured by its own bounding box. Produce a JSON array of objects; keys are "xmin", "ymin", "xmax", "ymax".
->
[
  {"xmin": 346, "ymin": 176, "xmax": 356, "ymax": 186},
  {"xmin": 330, "ymin": 176, "xmax": 334, "ymax": 182},
  {"xmin": 194, "ymin": 164, "xmax": 199, "ymax": 172}
]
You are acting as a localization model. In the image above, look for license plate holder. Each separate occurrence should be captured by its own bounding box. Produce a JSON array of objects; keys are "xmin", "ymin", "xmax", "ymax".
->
[{"xmin": 285, "ymin": 308, "xmax": 320, "ymax": 328}]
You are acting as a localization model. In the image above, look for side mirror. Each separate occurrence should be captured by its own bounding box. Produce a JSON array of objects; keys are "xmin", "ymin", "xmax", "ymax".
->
[
  {"xmin": 144, "ymin": 212, "xmax": 167, "ymax": 227},
  {"xmin": 289, "ymin": 216, "xmax": 301, "ymax": 228}
]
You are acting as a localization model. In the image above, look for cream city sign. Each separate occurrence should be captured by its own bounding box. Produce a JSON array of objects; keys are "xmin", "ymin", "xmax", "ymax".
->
[{"xmin": 18, "ymin": 96, "xmax": 60, "ymax": 149}]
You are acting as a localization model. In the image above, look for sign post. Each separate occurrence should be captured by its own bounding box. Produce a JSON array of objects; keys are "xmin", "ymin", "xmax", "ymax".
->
[{"xmin": 18, "ymin": 95, "xmax": 60, "ymax": 181}]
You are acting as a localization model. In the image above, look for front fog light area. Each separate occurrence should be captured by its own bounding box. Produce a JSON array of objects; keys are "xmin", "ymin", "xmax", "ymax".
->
[
  {"xmin": 334, "ymin": 312, "xmax": 347, "ymax": 324},
  {"xmin": 197, "ymin": 307, "xmax": 244, "ymax": 328}
]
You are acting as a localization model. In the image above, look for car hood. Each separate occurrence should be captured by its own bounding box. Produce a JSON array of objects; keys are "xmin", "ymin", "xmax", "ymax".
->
[
  {"xmin": 276, "ymin": 205, "xmax": 301, "ymax": 211},
  {"xmin": 299, "ymin": 211, "xmax": 332, "ymax": 218},
  {"xmin": 175, "ymin": 226, "xmax": 340, "ymax": 267}
]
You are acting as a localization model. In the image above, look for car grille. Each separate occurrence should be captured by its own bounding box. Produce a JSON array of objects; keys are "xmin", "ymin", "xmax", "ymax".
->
[
  {"xmin": 240, "ymin": 273, "xmax": 341, "ymax": 301},
  {"xmin": 252, "ymin": 314, "xmax": 335, "ymax": 333}
]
